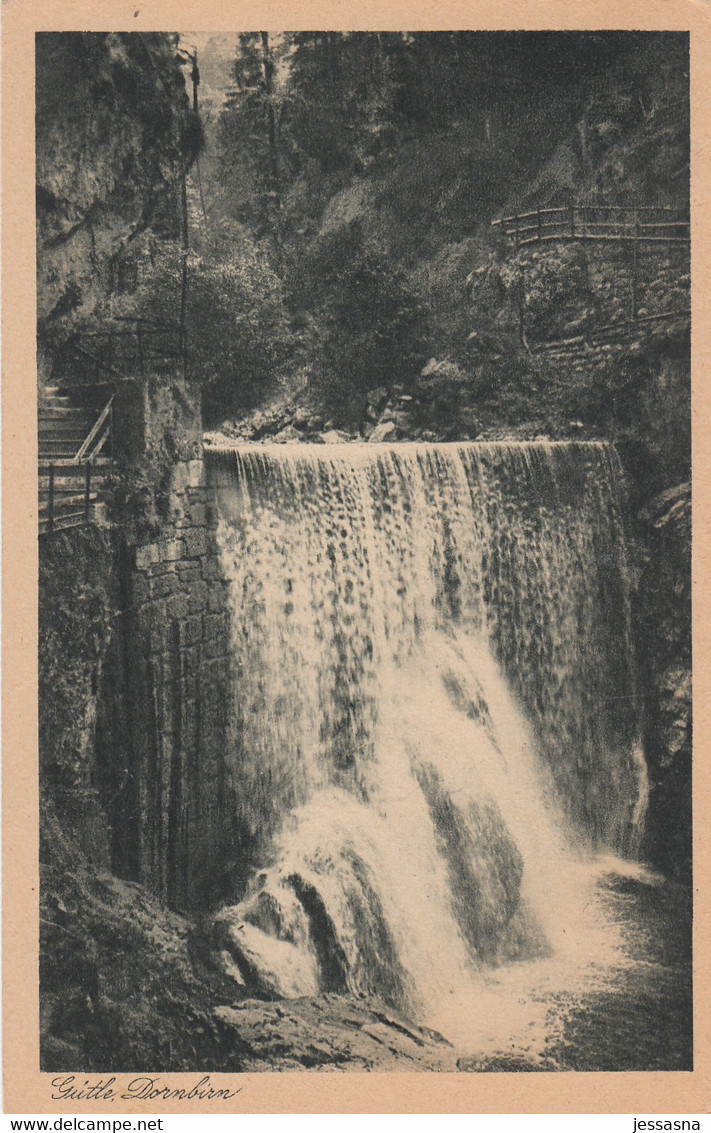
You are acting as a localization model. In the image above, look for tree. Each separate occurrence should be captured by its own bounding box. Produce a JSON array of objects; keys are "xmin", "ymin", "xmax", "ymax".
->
[
  {"xmin": 217, "ymin": 33, "xmax": 292, "ymax": 254},
  {"xmin": 305, "ymin": 223, "xmax": 431, "ymax": 419},
  {"xmin": 104, "ymin": 227, "xmax": 294, "ymax": 420}
]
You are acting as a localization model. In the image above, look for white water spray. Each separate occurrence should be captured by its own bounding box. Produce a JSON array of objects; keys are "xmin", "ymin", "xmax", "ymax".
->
[{"xmin": 207, "ymin": 441, "xmax": 648, "ymax": 1051}]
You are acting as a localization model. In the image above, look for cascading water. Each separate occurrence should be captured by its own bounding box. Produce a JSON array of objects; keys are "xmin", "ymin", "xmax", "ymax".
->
[{"xmin": 207, "ymin": 440, "xmax": 651, "ymax": 1056}]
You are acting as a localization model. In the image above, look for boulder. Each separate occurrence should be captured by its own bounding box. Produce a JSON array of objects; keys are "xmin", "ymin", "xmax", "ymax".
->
[
  {"xmin": 369, "ymin": 421, "xmax": 397, "ymax": 443},
  {"xmin": 212, "ymin": 995, "xmax": 456, "ymax": 1071},
  {"xmin": 212, "ymin": 909, "xmax": 320, "ymax": 999},
  {"xmin": 420, "ymin": 357, "xmax": 445, "ymax": 378},
  {"xmin": 318, "ymin": 429, "xmax": 352, "ymax": 444},
  {"xmin": 272, "ymin": 425, "xmax": 303, "ymax": 445},
  {"xmin": 640, "ymin": 482, "xmax": 691, "ymax": 533},
  {"xmin": 366, "ymin": 386, "xmax": 389, "ymax": 411}
]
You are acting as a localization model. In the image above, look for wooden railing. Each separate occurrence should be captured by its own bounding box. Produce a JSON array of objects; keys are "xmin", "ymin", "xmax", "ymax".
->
[
  {"xmin": 532, "ymin": 308, "xmax": 691, "ymax": 356},
  {"xmin": 492, "ymin": 206, "xmax": 690, "ymax": 247},
  {"xmin": 43, "ymin": 460, "xmax": 96, "ymax": 536},
  {"xmin": 57, "ymin": 316, "xmax": 183, "ymax": 386},
  {"xmin": 73, "ymin": 394, "xmax": 114, "ymax": 462},
  {"xmin": 41, "ymin": 317, "xmax": 182, "ymax": 537},
  {"xmin": 42, "ymin": 393, "xmax": 115, "ymax": 536}
]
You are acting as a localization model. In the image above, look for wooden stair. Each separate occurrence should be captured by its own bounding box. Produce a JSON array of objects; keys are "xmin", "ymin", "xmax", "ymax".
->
[{"xmin": 38, "ymin": 386, "xmax": 115, "ymax": 535}]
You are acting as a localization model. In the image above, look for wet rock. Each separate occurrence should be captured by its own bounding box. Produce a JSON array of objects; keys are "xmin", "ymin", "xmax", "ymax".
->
[
  {"xmin": 369, "ymin": 421, "xmax": 397, "ymax": 443},
  {"xmin": 318, "ymin": 429, "xmax": 352, "ymax": 444},
  {"xmin": 213, "ymin": 995, "xmax": 456, "ymax": 1071},
  {"xmin": 272, "ymin": 425, "xmax": 303, "ymax": 445},
  {"xmin": 212, "ymin": 909, "xmax": 320, "ymax": 998},
  {"xmin": 413, "ymin": 758, "xmax": 536, "ymax": 963},
  {"xmin": 215, "ymin": 949, "xmax": 246, "ymax": 988}
]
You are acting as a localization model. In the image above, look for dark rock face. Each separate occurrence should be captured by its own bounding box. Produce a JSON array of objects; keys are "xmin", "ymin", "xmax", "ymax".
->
[
  {"xmin": 39, "ymin": 527, "xmax": 118, "ymax": 869},
  {"xmin": 35, "ymin": 33, "xmax": 196, "ymax": 353},
  {"xmin": 40, "ymin": 814, "xmax": 455, "ymax": 1072},
  {"xmin": 635, "ymin": 483, "xmax": 691, "ymax": 878},
  {"xmin": 39, "ymin": 804, "xmax": 239, "ymax": 1073}
]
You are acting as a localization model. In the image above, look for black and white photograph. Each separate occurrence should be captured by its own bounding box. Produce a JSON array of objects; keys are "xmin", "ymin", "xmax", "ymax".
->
[{"xmin": 33, "ymin": 28, "xmax": 692, "ymax": 1080}]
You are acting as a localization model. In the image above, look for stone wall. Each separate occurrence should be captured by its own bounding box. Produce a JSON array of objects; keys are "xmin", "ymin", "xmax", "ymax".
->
[{"xmin": 98, "ymin": 455, "xmax": 236, "ymax": 913}]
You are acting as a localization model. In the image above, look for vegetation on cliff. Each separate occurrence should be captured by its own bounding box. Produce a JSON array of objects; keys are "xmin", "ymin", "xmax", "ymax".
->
[{"xmin": 194, "ymin": 32, "xmax": 688, "ymax": 431}]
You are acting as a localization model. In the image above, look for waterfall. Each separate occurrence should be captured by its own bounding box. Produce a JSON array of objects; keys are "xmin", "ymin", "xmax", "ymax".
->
[{"xmin": 206, "ymin": 440, "xmax": 648, "ymax": 1045}]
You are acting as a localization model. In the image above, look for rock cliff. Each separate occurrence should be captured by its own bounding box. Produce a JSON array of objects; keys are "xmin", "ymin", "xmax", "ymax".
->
[{"xmin": 36, "ymin": 33, "xmax": 198, "ymax": 374}]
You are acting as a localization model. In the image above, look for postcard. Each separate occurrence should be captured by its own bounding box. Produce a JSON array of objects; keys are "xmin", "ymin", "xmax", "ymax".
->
[{"xmin": 3, "ymin": 0, "xmax": 709, "ymax": 1115}]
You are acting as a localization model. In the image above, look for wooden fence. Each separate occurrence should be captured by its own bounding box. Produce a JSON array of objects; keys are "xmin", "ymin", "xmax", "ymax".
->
[
  {"xmin": 56, "ymin": 316, "xmax": 183, "ymax": 387},
  {"xmin": 492, "ymin": 206, "xmax": 689, "ymax": 247}
]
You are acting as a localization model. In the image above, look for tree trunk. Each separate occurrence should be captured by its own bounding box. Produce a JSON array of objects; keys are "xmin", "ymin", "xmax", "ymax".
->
[{"xmin": 260, "ymin": 31, "xmax": 283, "ymax": 262}]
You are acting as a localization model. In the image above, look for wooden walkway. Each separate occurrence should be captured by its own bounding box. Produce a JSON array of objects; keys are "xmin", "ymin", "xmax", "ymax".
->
[{"xmin": 492, "ymin": 205, "xmax": 689, "ymax": 248}]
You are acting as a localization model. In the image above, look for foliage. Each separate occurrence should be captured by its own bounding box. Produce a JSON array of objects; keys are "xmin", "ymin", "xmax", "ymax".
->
[
  {"xmin": 109, "ymin": 228, "xmax": 294, "ymax": 420},
  {"xmin": 304, "ymin": 225, "xmax": 432, "ymax": 420},
  {"xmin": 187, "ymin": 248, "xmax": 293, "ymax": 417},
  {"xmin": 216, "ymin": 34, "xmax": 291, "ymax": 250},
  {"xmin": 195, "ymin": 31, "xmax": 690, "ymax": 431}
]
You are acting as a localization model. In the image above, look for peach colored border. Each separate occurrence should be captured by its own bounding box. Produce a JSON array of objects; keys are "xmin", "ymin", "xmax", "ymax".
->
[{"xmin": 4, "ymin": 0, "xmax": 710, "ymax": 1114}]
